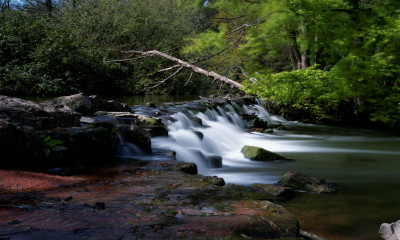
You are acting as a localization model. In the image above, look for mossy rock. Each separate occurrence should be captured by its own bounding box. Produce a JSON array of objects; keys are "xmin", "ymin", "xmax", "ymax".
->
[
  {"xmin": 278, "ymin": 171, "xmax": 338, "ymax": 194},
  {"xmin": 251, "ymin": 183, "xmax": 294, "ymax": 199},
  {"xmin": 241, "ymin": 145, "xmax": 290, "ymax": 161}
]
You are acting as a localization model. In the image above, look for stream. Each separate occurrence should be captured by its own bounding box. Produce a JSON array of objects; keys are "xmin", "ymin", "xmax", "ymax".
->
[{"xmin": 125, "ymin": 96, "xmax": 400, "ymax": 240}]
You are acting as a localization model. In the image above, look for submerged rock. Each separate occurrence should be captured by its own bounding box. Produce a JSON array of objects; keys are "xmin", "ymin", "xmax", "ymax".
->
[
  {"xmin": 205, "ymin": 155, "xmax": 223, "ymax": 168},
  {"xmin": 278, "ymin": 171, "xmax": 338, "ymax": 194},
  {"xmin": 241, "ymin": 145, "xmax": 290, "ymax": 161},
  {"xmin": 252, "ymin": 183, "xmax": 295, "ymax": 199},
  {"xmin": 234, "ymin": 200, "xmax": 299, "ymax": 239}
]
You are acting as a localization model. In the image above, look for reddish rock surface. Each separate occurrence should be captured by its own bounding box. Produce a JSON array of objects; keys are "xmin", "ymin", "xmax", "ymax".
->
[
  {"xmin": 0, "ymin": 170, "xmax": 83, "ymax": 191},
  {"xmin": 0, "ymin": 161, "xmax": 300, "ymax": 239}
]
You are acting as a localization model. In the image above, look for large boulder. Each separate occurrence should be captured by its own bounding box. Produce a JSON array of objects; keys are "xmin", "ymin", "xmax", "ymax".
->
[
  {"xmin": 42, "ymin": 93, "xmax": 94, "ymax": 115},
  {"xmin": 278, "ymin": 171, "xmax": 338, "ymax": 194},
  {"xmin": 133, "ymin": 114, "xmax": 168, "ymax": 137},
  {"xmin": 0, "ymin": 95, "xmax": 80, "ymax": 130},
  {"xmin": 0, "ymin": 120, "xmax": 44, "ymax": 168},
  {"xmin": 241, "ymin": 145, "xmax": 290, "ymax": 161},
  {"xmin": 43, "ymin": 93, "xmax": 132, "ymax": 115},
  {"xmin": 41, "ymin": 122, "xmax": 119, "ymax": 167},
  {"xmin": 117, "ymin": 125, "xmax": 152, "ymax": 154}
]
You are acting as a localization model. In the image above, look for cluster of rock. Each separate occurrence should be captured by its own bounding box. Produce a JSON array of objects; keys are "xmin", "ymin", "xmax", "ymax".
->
[{"xmin": 0, "ymin": 93, "xmax": 166, "ymax": 172}]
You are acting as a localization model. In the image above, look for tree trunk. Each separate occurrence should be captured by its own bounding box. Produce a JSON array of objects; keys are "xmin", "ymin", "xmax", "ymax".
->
[
  {"xmin": 45, "ymin": 0, "xmax": 52, "ymax": 14},
  {"xmin": 300, "ymin": 19, "xmax": 309, "ymax": 69},
  {"xmin": 126, "ymin": 50, "xmax": 243, "ymax": 89}
]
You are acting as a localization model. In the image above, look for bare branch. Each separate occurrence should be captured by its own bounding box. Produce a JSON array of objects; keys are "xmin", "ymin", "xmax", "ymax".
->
[
  {"xmin": 184, "ymin": 72, "xmax": 194, "ymax": 86},
  {"xmin": 151, "ymin": 66, "xmax": 183, "ymax": 88},
  {"xmin": 126, "ymin": 50, "xmax": 243, "ymax": 89}
]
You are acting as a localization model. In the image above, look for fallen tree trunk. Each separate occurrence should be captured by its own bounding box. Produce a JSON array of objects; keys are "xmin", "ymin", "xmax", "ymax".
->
[{"xmin": 124, "ymin": 50, "xmax": 243, "ymax": 89}]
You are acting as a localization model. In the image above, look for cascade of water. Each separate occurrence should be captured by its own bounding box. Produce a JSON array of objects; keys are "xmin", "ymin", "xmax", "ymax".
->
[
  {"xmin": 116, "ymin": 133, "xmax": 146, "ymax": 158},
  {"xmin": 151, "ymin": 101, "xmax": 287, "ymax": 175}
]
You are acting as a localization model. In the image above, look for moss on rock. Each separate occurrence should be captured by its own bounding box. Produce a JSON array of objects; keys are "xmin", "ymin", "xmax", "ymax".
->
[{"xmin": 241, "ymin": 145, "xmax": 290, "ymax": 161}]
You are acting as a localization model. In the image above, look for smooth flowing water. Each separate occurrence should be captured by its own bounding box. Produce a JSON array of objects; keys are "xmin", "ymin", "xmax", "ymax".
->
[{"xmin": 129, "ymin": 98, "xmax": 400, "ymax": 240}]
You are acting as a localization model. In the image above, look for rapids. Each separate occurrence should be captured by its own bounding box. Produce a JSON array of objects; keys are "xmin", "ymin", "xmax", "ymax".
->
[{"xmin": 127, "ymin": 98, "xmax": 400, "ymax": 240}]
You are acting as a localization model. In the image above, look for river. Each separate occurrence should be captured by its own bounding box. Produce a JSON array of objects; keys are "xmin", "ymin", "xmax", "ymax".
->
[{"xmin": 124, "ymin": 95, "xmax": 400, "ymax": 240}]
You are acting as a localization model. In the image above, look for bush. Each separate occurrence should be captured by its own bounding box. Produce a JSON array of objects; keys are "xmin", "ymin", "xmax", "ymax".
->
[{"xmin": 243, "ymin": 67, "xmax": 351, "ymax": 121}]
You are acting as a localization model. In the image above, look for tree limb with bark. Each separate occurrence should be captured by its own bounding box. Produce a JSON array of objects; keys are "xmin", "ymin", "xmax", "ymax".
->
[{"xmin": 119, "ymin": 50, "xmax": 243, "ymax": 89}]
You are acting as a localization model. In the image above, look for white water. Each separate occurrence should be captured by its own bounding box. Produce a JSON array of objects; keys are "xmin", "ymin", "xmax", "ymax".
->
[{"xmin": 149, "ymin": 102, "xmax": 400, "ymax": 186}]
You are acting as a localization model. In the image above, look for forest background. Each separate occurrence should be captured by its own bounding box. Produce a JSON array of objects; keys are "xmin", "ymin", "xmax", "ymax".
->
[{"xmin": 1, "ymin": 0, "xmax": 399, "ymax": 128}]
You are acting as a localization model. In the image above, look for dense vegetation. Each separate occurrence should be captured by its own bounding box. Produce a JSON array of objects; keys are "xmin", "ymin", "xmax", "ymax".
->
[
  {"xmin": 0, "ymin": 0, "xmax": 211, "ymax": 96},
  {"xmin": 184, "ymin": 0, "xmax": 400, "ymax": 128},
  {"xmin": 1, "ymin": 0, "xmax": 400, "ymax": 128}
]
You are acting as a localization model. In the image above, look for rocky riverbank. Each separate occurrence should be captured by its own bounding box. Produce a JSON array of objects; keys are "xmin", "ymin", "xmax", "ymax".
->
[{"xmin": 0, "ymin": 93, "xmax": 338, "ymax": 239}]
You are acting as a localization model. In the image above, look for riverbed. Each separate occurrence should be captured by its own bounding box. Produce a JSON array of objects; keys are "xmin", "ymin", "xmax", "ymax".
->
[{"xmin": 128, "ymin": 95, "xmax": 400, "ymax": 240}]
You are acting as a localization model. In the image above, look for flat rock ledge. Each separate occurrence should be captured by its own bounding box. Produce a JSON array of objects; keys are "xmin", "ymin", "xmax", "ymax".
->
[{"xmin": 0, "ymin": 161, "xmax": 301, "ymax": 239}]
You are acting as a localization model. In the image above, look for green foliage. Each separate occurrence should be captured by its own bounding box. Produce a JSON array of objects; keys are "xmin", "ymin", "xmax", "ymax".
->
[
  {"xmin": 244, "ymin": 68, "xmax": 351, "ymax": 120},
  {"xmin": 184, "ymin": 0, "xmax": 400, "ymax": 127},
  {"xmin": 0, "ymin": 0, "xmax": 204, "ymax": 96},
  {"xmin": 42, "ymin": 135, "xmax": 67, "ymax": 161},
  {"xmin": 0, "ymin": 10, "xmax": 130, "ymax": 96}
]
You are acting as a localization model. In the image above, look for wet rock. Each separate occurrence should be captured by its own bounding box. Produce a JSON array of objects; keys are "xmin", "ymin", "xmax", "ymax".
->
[
  {"xmin": 234, "ymin": 201, "xmax": 299, "ymax": 239},
  {"xmin": 269, "ymin": 123, "xmax": 287, "ymax": 130},
  {"xmin": 94, "ymin": 111, "xmax": 135, "ymax": 118},
  {"xmin": 253, "ymin": 117, "xmax": 269, "ymax": 128},
  {"xmin": 252, "ymin": 128, "xmax": 273, "ymax": 133},
  {"xmin": 202, "ymin": 176, "xmax": 225, "ymax": 186},
  {"xmin": 205, "ymin": 155, "xmax": 223, "ymax": 168},
  {"xmin": 117, "ymin": 125, "xmax": 152, "ymax": 154},
  {"xmin": 0, "ymin": 120, "xmax": 44, "ymax": 168},
  {"xmin": 379, "ymin": 220, "xmax": 400, "ymax": 240},
  {"xmin": 176, "ymin": 162, "xmax": 198, "ymax": 175},
  {"xmin": 43, "ymin": 93, "xmax": 94, "ymax": 115},
  {"xmin": 134, "ymin": 114, "xmax": 168, "ymax": 137},
  {"xmin": 145, "ymin": 102, "xmax": 157, "ymax": 108},
  {"xmin": 218, "ymin": 183, "xmax": 275, "ymax": 201},
  {"xmin": 90, "ymin": 95, "xmax": 131, "ymax": 112},
  {"xmin": 0, "ymin": 95, "xmax": 80, "ymax": 130},
  {"xmin": 43, "ymin": 94, "xmax": 132, "ymax": 116},
  {"xmin": 192, "ymin": 131, "xmax": 204, "ymax": 140},
  {"xmin": 278, "ymin": 171, "xmax": 338, "ymax": 194},
  {"xmin": 79, "ymin": 116, "xmax": 98, "ymax": 124},
  {"xmin": 42, "ymin": 122, "xmax": 119, "ymax": 166},
  {"xmin": 241, "ymin": 145, "xmax": 290, "ymax": 161},
  {"xmin": 252, "ymin": 184, "xmax": 295, "ymax": 199}
]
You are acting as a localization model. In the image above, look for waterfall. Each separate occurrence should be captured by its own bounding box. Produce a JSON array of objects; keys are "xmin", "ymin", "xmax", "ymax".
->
[{"xmin": 152, "ymin": 101, "xmax": 284, "ymax": 175}]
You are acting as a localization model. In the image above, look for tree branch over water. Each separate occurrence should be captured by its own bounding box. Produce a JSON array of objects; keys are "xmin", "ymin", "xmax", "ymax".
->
[{"xmin": 121, "ymin": 50, "xmax": 243, "ymax": 89}]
